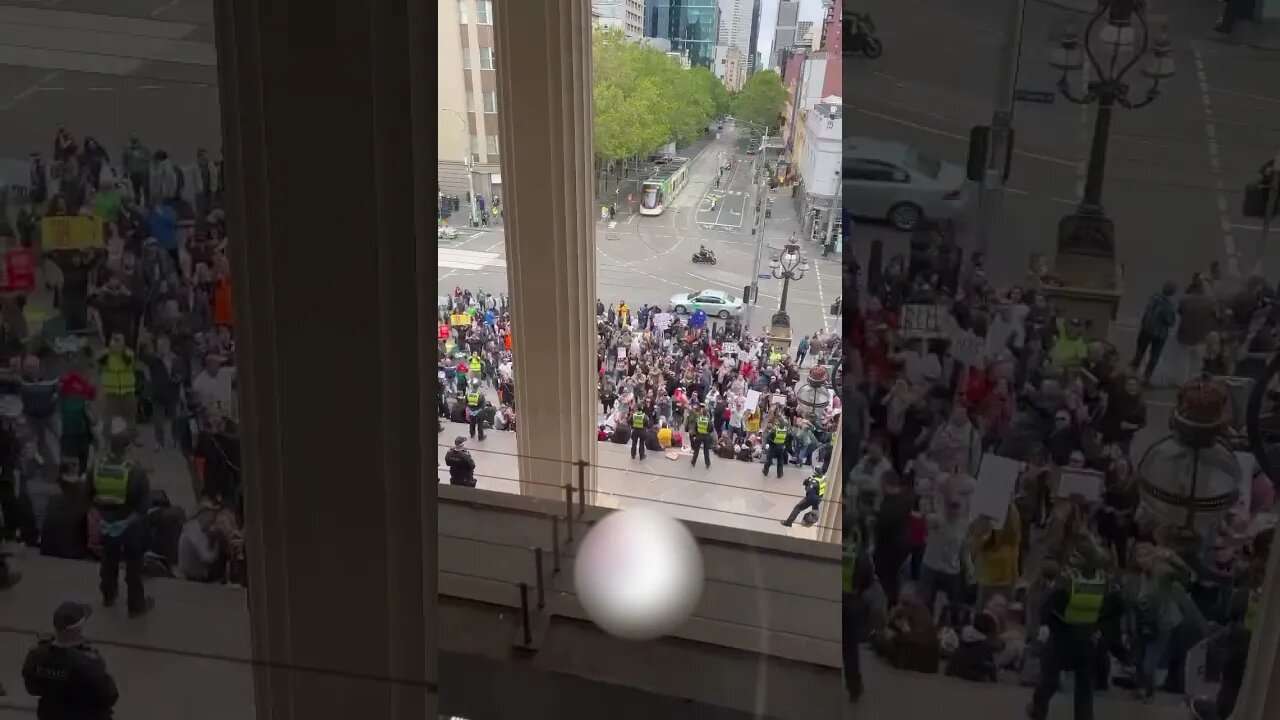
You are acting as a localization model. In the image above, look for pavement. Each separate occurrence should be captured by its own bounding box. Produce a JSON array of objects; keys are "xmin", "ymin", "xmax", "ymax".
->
[
  {"xmin": 848, "ymin": 0, "xmax": 1280, "ymax": 322},
  {"xmin": 436, "ymin": 420, "xmax": 831, "ymax": 542},
  {"xmin": 438, "ymin": 128, "xmax": 842, "ymax": 341}
]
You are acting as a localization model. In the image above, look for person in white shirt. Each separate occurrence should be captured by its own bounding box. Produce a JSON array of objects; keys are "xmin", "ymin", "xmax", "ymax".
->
[{"xmin": 191, "ymin": 352, "xmax": 237, "ymax": 423}]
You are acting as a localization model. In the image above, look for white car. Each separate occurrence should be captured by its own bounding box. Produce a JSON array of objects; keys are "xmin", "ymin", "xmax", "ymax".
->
[
  {"xmin": 437, "ymin": 224, "xmax": 459, "ymax": 240},
  {"xmin": 845, "ymin": 136, "xmax": 971, "ymax": 231},
  {"xmin": 669, "ymin": 289, "xmax": 743, "ymax": 318}
]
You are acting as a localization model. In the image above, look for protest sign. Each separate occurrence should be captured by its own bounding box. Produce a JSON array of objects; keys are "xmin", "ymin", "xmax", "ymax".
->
[
  {"xmin": 970, "ymin": 454, "xmax": 1020, "ymax": 529},
  {"xmin": 438, "ymin": 295, "xmax": 450, "ymax": 308},
  {"xmin": 771, "ymin": 393, "xmax": 787, "ymax": 409},
  {"xmin": 743, "ymin": 389, "xmax": 761, "ymax": 412},
  {"xmin": 652, "ymin": 312, "xmax": 673, "ymax": 331},
  {"xmin": 1056, "ymin": 468, "xmax": 1104, "ymax": 503},
  {"xmin": 901, "ymin": 303, "xmax": 940, "ymax": 337},
  {"xmin": 41, "ymin": 216, "xmax": 104, "ymax": 250},
  {"xmin": 0, "ymin": 248, "xmax": 35, "ymax": 293},
  {"xmin": 617, "ymin": 347, "xmax": 626, "ymax": 359},
  {"xmin": 948, "ymin": 327, "xmax": 987, "ymax": 367},
  {"xmin": 450, "ymin": 313, "xmax": 471, "ymax": 327}
]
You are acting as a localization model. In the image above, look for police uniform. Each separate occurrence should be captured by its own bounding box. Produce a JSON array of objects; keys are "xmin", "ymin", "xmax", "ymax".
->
[
  {"xmin": 90, "ymin": 458, "xmax": 151, "ymax": 615},
  {"xmin": 762, "ymin": 423, "xmax": 791, "ymax": 478},
  {"xmin": 466, "ymin": 388, "xmax": 487, "ymax": 440},
  {"xmin": 689, "ymin": 411, "xmax": 712, "ymax": 468},
  {"xmin": 468, "ymin": 354, "xmax": 483, "ymax": 381},
  {"xmin": 21, "ymin": 602, "xmax": 119, "ymax": 719},
  {"xmin": 842, "ymin": 527, "xmax": 865, "ymax": 702},
  {"xmin": 781, "ymin": 473, "xmax": 826, "ymax": 526},
  {"xmin": 1028, "ymin": 567, "xmax": 1114, "ymax": 720},
  {"xmin": 629, "ymin": 409, "xmax": 648, "ymax": 460}
]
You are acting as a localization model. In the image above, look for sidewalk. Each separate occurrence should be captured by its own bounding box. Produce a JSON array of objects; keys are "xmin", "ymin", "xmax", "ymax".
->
[{"xmin": 435, "ymin": 421, "xmax": 827, "ymax": 541}]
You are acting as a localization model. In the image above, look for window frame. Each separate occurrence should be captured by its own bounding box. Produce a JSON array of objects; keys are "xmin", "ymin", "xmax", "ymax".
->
[{"xmin": 480, "ymin": 47, "xmax": 495, "ymax": 70}]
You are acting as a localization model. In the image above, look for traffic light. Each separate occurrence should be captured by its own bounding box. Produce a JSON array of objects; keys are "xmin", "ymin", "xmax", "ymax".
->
[
  {"xmin": 966, "ymin": 125, "xmax": 1014, "ymax": 183},
  {"xmin": 1243, "ymin": 179, "xmax": 1280, "ymax": 218}
]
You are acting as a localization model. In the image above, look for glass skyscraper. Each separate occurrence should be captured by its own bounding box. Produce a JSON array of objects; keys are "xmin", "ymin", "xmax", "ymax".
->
[{"xmin": 644, "ymin": 0, "xmax": 718, "ymax": 68}]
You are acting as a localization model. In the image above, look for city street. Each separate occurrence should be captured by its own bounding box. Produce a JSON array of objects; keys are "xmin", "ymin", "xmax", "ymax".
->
[
  {"xmin": 850, "ymin": 0, "xmax": 1280, "ymax": 321},
  {"xmin": 440, "ymin": 130, "xmax": 841, "ymax": 340}
]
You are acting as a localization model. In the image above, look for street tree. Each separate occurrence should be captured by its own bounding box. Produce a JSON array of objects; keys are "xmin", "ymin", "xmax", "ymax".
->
[{"xmin": 732, "ymin": 70, "xmax": 787, "ymax": 132}]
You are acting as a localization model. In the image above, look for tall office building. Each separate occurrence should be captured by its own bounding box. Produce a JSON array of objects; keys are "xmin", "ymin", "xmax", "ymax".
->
[
  {"xmin": 714, "ymin": 0, "xmax": 759, "ymax": 82},
  {"xmin": 644, "ymin": 0, "xmax": 719, "ymax": 68},
  {"xmin": 438, "ymin": 0, "xmax": 503, "ymax": 201},
  {"xmin": 796, "ymin": 19, "xmax": 813, "ymax": 47},
  {"xmin": 771, "ymin": 0, "xmax": 800, "ymax": 69}
]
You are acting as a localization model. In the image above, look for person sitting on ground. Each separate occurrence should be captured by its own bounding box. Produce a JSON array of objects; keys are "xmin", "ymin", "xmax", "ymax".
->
[
  {"xmin": 872, "ymin": 582, "xmax": 940, "ymax": 674},
  {"xmin": 946, "ymin": 611, "xmax": 1005, "ymax": 683},
  {"xmin": 178, "ymin": 495, "xmax": 240, "ymax": 582},
  {"xmin": 39, "ymin": 459, "xmax": 91, "ymax": 561}
]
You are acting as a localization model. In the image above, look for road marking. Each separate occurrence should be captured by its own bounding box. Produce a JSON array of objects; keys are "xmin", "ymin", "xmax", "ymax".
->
[
  {"xmin": 87, "ymin": 86, "xmax": 113, "ymax": 91},
  {"xmin": 1191, "ymin": 42, "xmax": 1241, "ymax": 277},
  {"xmin": 150, "ymin": 0, "xmax": 185, "ymax": 17},
  {"xmin": 811, "ymin": 253, "xmax": 830, "ymax": 332},
  {"xmin": 0, "ymin": 69, "xmax": 61, "ymax": 109},
  {"xmin": 438, "ymin": 248, "xmax": 506, "ymax": 271},
  {"xmin": 1210, "ymin": 87, "xmax": 1280, "ymax": 105},
  {"xmin": 853, "ymin": 108, "xmax": 1075, "ymax": 167},
  {"xmin": 138, "ymin": 85, "xmax": 165, "ymax": 90},
  {"xmin": 687, "ymin": 271, "xmax": 777, "ymax": 301}
]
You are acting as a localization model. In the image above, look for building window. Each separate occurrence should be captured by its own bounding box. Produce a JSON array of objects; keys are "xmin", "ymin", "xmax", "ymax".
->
[
  {"xmin": 476, "ymin": 0, "xmax": 492, "ymax": 24},
  {"xmin": 483, "ymin": 91, "xmax": 497, "ymax": 114},
  {"xmin": 487, "ymin": 135, "xmax": 499, "ymax": 155},
  {"xmin": 480, "ymin": 47, "xmax": 495, "ymax": 70},
  {"xmin": 458, "ymin": 0, "xmax": 468, "ymax": 24},
  {"xmin": 466, "ymin": 91, "xmax": 476, "ymax": 113},
  {"xmin": 462, "ymin": 50, "xmax": 471, "ymax": 70}
]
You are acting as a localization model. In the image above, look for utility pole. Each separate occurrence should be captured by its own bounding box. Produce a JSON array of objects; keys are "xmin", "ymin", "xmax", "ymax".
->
[
  {"xmin": 823, "ymin": 170, "xmax": 840, "ymax": 253},
  {"xmin": 464, "ymin": 154, "xmax": 479, "ymax": 227},
  {"xmin": 747, "ymin": 158, "xmax": 769, "ymax": 330},
  {"xmin": 975, "ymin": 0, "xmax": 1027, "ymax": 265}
]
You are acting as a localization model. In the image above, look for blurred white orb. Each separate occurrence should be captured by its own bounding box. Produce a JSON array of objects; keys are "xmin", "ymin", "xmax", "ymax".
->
[{"xmin": 573, "ymin": 507, "xmax": 704, "ymax": 641}]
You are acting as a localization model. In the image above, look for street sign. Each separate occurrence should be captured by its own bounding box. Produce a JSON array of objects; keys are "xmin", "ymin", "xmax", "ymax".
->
[{"xmin": 1013, "ymin": 89, "xmax": 1056, "ymax": 104}]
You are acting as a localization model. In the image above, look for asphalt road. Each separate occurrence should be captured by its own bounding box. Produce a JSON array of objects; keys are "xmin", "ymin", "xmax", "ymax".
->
[
  {"xmin": 0, "ymin": 0, "xmax": 219, "ymax": 170},
  {"xmin": 440, "ymin": 132, "xmax": 841, "ymax": 340},
  {"xmin": 849, "ymin": 0, "xmax": 1280, "ymax": 321}
]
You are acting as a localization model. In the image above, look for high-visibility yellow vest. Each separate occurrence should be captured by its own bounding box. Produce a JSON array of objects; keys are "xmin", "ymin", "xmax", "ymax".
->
[
  {"xmin": 816, "ymin": 475, "xmax": 827, "ymax": 497},
  {"xmin": 102, "ymin": 351, "xmax": 136, "ymax": 396},
  {"xmin": 842, "ymin": 531, "xmax": 859, "ymax": 594},
  {"xmin": 632, "ymin": 411, "xmax": 645, "ymax": 428},
  {"xmin": 469, "ymin": 356, "xmax": 482, "ymax": 373},
  {"xmin": 769, "ymin": 348, "xmax": 782, "ymax": 363},
  {"xmin": 467, "ymin": 393, "xmax": 480, "ymax": 407},
  {"xmin": 1245, "ymin": 589, "xmax": 1262, "ymax": 632},
  {"xmin": 93, "ymin": 462, "xmax": 131, "ymax": 507},
  {"xmin": 1063, "ymin": 572, "xmax": 1107, "ymax": 625},
  {"xmin": 772, "ymin": 427, "xmax": 788, "ymax": 444},
  {"xmin": 695, "ymin": 416, "xmax": 710, "ymax": 434}
]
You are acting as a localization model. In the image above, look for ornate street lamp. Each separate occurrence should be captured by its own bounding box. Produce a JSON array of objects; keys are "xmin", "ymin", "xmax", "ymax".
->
[
  {"xmin": 767, "ymin": 242, "xmax": 808, "ymax": 347},
  {"xmin": 794, "ymin": 365, "xmax": 834, "ymax": 419},
  {"xmin": 1049, "ymin": 0, "xmax": 1176, "ymax": 259}
]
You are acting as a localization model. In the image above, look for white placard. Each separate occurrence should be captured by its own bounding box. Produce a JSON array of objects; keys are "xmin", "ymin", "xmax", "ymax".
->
[
  {"xmin": 901, "ymin": 303, "xmax": 941, "ymax": 337},
  {"xmin": 743, "ymin": 389, "xmax": 761, "ymax": 412},
  {"xmin": 771, "ymin": 393, "xmax": 787, "ymax": 408},
  {"xmin": 438, "ymin": 295, "xmax": 450, "ymax": 308},
  {"xmin": 652, "ymin": 312, "xmax": 673, "ymax": 330},
  {"xmin": 948, "ymin": 328, "xmax": 987, "ymax": 367},
  {"xmin": 617, "ymin": 346, "xmax": 626, "ymax": 359},
  {"xmin": 1056, "ymin": 468, "xmax": 1104, "ymax": 503},
  {"xmin": 970, "ymin": 454, "xmax": 1020, "ymax": 529}
]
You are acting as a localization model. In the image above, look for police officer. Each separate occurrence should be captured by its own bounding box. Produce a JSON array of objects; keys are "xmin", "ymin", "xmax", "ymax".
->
[
  {"xmin": 444, "ymin": 436, "xmax": 477, "ymax": 487},
  {"xmin": 89, "ymin": 419, "xmax": 154, "ymax": 617},
  {"xmin": 762, "ymin": 418, "xmax": 792, "ymax": 478},
  {"xmin": 1027, "ymin": 550, "xmax": 1121, "ymax": 720},
  {"xmin": 628, "ymin": 405, "xmax": 649, "ymax": 460},
  {"xmin": 780, "ymin": 471, "xmax": 825, "ymax": 527},
  {"xmin": 468, "ymin": 352, "xmax": 483, "ymax": 381},
  {"xmin": 842, "ymin": 502, "xmax": 871, "ymax": 704},
  {"xmin": 689, "ymin": 403, "xmax": 713, "ymax": 468},
  {"xmin": 21, "ymin": 601, "xmax": 119, "ymax": 719},
  {"xmin": 465, "ymin": 381, "xmax": 487, "ymax": 441}
]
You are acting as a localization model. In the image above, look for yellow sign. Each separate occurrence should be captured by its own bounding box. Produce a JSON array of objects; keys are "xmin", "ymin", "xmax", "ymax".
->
[
  {"xmin": 41, "ymin": 216, "xmax": 104, "ymax": 250},
  {"xmin": 450, "ymin": 313, "xmax": 471, "ymax": 327}
]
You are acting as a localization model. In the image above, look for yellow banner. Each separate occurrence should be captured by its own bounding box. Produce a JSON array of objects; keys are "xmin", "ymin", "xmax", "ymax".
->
[
  {"xmin": 450, "ymin": 313, "xmax": 471, "ymax": 327},
  {"xmin": 41, "ymin": 216, "xmax": 104, "ymax": 250}
]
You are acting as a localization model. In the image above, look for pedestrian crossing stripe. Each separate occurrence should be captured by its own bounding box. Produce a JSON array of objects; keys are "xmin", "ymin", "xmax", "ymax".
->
[{"xmin": 438, "ymin": 248, "xmax": 506, "ymax": 271}]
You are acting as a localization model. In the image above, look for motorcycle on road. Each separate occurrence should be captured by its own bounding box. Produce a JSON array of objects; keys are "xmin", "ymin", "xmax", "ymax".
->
[
  {"xmin": 847, "ymin": 13, "xmax": 882, "ymax": 59},
  {"xmin": 691, "ymin": 251, "xmax": 717, "ymax": 265}
]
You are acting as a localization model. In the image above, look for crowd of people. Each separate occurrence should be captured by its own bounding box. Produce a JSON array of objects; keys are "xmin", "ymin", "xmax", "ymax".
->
[
  {"xmin": 0, "ymin": 123, "xmax": 247, "ymax": 610},
  {"xmin": 840, "ymin": 235, "xmax": 1276, "ymax": 720},
  {"xmin": 438, "ymin": 285, "xmax": 845, "ymax": 509}
]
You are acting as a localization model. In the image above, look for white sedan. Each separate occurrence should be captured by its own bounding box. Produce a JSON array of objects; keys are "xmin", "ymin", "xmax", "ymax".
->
[
  {"xmin": 438, "ymin": 224, "xmax": 459, "ymax": 240},
  {"xmin": 669, "ymin": 289, "xmax": 743, "ymax": 318}
]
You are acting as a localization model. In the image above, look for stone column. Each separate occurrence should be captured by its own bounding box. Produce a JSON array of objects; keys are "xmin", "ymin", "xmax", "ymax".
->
[
  {"xmin": 214, "ymin": 1, "xmax": 433, "ymax": 718},
  {"xmin": 817, "ymin": 415, "xmax": 843, "ymax": 543},
  {"xmin": 1234, "ymin": 528, "xmax": 1280, "ymax": 719},
  {"xmin": 493, "ymin": 0, "xmax": 599, "ymax": 501}
]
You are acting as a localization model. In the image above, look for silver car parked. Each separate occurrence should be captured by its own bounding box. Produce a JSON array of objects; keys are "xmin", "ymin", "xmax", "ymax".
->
[{"xmin": 845, "ymin": 136, "xmax": 970, "ymax": 231}]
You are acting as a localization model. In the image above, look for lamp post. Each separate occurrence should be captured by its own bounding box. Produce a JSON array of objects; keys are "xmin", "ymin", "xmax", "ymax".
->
[
  {"xmin": 767, "ymin": 242, "xmax": 808, "ymax": 347},
  {"xmin": 1048, "ymin": 0, "xmax": 1176, "ymax": 258},
  {"xmin": 440, "ymin": 108, "xmax": 479, "ymax": 227}
]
